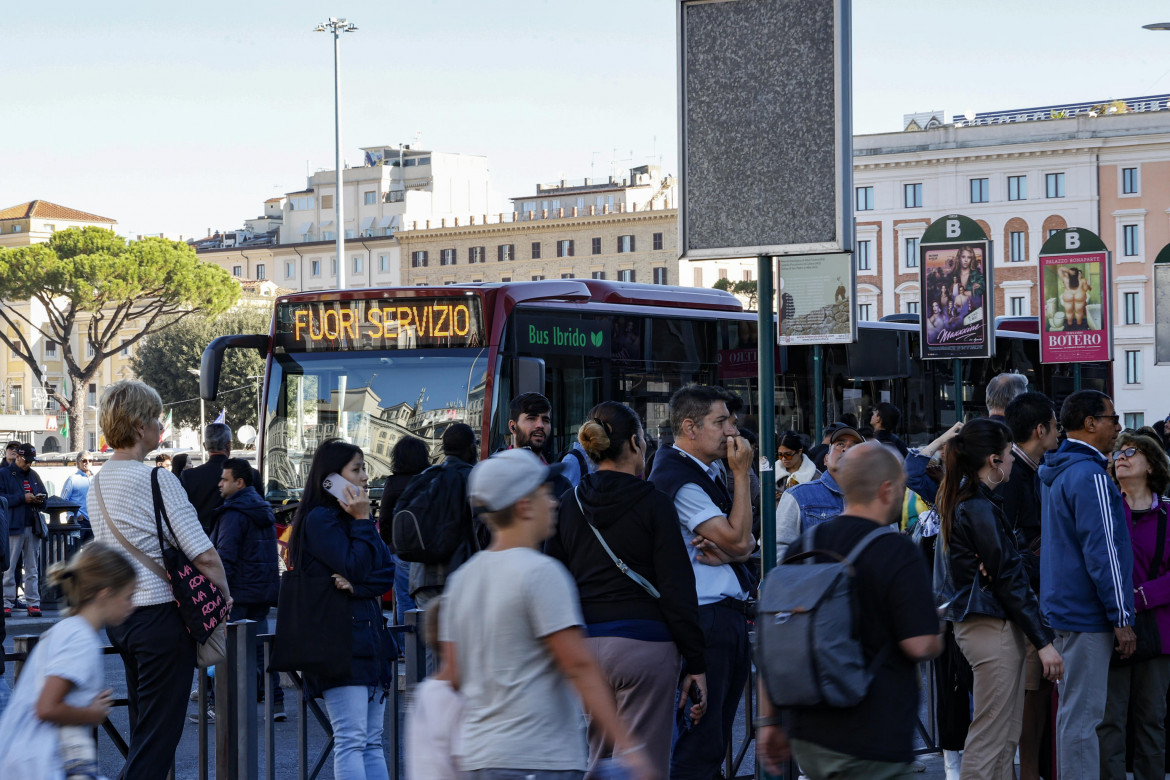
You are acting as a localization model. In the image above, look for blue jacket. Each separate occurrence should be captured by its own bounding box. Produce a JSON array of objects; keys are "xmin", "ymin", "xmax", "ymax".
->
[
  {"xmin": 1039, "ymin": 439, "xmax": 1134, "ymax": 632},
  {"xmin": 59, "ymin": 470, "xmax": 91, "ymax": 522},
  {"xmin": 788, "ymin": 471, "xmax": 845, "ymax": 533},
  {"xmin": 298, "ymin": 504, "xmax": 396, "ymax": 693},
  {"xmin": 3, "ymin": 464, "xmax": 43, "ymax": 535},
  {"xmin": 210, "ymin": 486, "xmax": 279, "ymax": 607}
]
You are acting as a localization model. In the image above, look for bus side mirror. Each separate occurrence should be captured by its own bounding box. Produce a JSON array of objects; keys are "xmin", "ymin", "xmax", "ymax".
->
[
  {"xmin": 513, "ymin": 357, "xmax": 546, "ymax": 397},
  {"xmin": 200, "ymin": 334, "xmax": 269, "ymax": 401}
]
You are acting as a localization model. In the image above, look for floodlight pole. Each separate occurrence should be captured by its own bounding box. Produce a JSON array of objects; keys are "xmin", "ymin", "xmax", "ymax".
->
[{"xmin": 316, "ymin": 18, "xmax": 358, "ymax": 291}]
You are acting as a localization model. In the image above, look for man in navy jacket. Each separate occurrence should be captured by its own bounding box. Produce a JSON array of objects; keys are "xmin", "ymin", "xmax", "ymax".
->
[
  {"xmin": 1039, "ymin": 390, "xmax": 1135, "ymax": 780},
  {"xmin": 2, "ymin": 443, "xmax": 46, "ymax": 617}
]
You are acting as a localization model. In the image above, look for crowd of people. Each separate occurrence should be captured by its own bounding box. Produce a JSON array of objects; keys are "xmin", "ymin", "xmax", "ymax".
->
[{"xmin": 4, "ymin": 371, "xmax": 1170, "ymax": 780}]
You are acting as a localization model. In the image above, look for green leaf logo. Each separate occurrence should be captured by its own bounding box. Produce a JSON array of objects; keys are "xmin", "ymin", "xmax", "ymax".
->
[{"xmin": 590, "ymin": 331, "xmax": 603, "ymax": 348}]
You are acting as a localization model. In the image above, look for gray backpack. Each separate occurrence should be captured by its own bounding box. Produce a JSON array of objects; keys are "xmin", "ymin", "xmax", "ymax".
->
[{"xmin": 755, "ymin": 524, "xmax": 894, "ymax": 708}]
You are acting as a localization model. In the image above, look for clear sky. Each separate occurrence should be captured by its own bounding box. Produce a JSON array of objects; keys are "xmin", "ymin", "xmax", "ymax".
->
[{"xmin": 5, "ymin": 0, "xmax": 1170, "ymax": 240}]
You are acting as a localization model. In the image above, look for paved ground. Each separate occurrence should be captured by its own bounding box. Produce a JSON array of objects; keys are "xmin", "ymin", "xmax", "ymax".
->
[{"xmin": 3, "ymin": 609, "xmax": 954, "ymax": 779}]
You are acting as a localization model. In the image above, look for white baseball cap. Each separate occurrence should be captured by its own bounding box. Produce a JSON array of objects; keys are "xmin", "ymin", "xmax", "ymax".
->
[{"xmin": 468, "ymin": 448, "xmax": 566, "ymax": 513}]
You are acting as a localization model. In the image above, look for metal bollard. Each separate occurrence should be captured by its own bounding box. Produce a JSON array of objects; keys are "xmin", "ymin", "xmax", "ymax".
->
[
  {"xmin": 403, "ymin": 609, "xmax": 426, "ymax": 690},
  {"xmin": 215, "ymin": 620, "xmax": 258, "ymax": 779},
  {"xmin": 12, "ymin": 634, "xmax": 40, "ymax": 681}
]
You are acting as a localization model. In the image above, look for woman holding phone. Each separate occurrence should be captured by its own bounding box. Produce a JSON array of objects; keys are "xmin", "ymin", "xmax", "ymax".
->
[{"xmin": 291, "ymin": 439, "xmax": 396, "ymax": 780}]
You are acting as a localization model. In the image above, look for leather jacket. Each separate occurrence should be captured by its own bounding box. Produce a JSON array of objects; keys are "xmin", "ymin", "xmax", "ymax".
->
[{"xmin": 934, "ymin": 485, "xmax": 1054, "ymax": 650}]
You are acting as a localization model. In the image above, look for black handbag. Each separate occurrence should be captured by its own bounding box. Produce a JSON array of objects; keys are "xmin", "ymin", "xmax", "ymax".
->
[
  {"xmin": 268, "ymin": 519, "xmax": 353, "ymax": 677},
  {"xmin": 1114, "ymin": 503, "xmax": 1167, "ymax": 666}
]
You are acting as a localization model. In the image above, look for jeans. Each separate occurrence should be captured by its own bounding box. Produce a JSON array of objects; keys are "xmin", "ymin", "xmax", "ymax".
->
[
  {"xmin": 323, "ymin": 685, "xmax": 389, "ymax": 780},
  {"xmin": 3, "ymin": 530, "xmax": 40, "ymax": 608},
  {"xmin": 393, "ymin": 556, "xmax": 415, "ymax": 624}
]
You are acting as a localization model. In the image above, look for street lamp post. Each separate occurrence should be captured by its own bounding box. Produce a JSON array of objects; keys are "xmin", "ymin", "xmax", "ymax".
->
[
  {"xmin": 188, "ymin": 369, "xmax": 205, "ymax": 461},
  {"xmin": 315, "ymin": 17, "xmax": 358, "ymax": 291}
]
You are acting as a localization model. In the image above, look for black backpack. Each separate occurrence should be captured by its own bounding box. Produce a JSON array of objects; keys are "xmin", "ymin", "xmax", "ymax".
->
[{"xmin": 391, "ymin": 461, "xmax": 472, "ymax": 564}]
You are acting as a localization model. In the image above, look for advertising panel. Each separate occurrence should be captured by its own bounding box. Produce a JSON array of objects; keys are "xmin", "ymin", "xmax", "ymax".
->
[
  {"xmin": 777, "ymin": 253, "xmax": 855, "ymax": 345},
  {"xmin": 1038, "ymin": 250, "xmax": 1111, "ymax": 363},
  {"xmin": 920, "ymin": 240, "xmax": 993, "ymax": 360},
  {"xmin": 1155, "ymin": 245, "xmax": 1170, "ymax": 366}
]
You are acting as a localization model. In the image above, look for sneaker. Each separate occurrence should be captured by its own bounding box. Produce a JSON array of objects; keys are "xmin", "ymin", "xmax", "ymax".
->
[
  {"xmin": 271, "ymin": 703, "xmax": 287, "ymax": 722},
  {"xmin": 26, "ymin": 606, "xmax": 41, "ymax": 617},
  {"xmin": 14, "ymin": 598, "xmax": 27, "ymax": 610},
  {"xmin": 2, "ymin": 607, "xmax": 10, "ymax": 618},
  {"xmin": 188, "ymin": 708, "xmax": 215, "ymax": 724},
  {"xmin": 189, "ymin": 687, "xmax": 199, "ymax": 702}
]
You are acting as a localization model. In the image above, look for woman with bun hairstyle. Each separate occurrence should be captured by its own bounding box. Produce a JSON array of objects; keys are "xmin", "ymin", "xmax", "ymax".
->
[
  {"xmin": 0, "ymin": 543, "xmax": 137, "ymax": 779},
  {"xmin": 291, "ymin": 438, "xmax": 396, "ymax": 780},
  {"xmin": 546, "ymin": 401, "xmax": 707, "ymax": 774},
  {"xmin": 775, "ymin": 430, "xmax": 820, "ymax": 499},
  {"xmin": 934, "ymin": 417, "xmax": 1064, "ymax": 780}
]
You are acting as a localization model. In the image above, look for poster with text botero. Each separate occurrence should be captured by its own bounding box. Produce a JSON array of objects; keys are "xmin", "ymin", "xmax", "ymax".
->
[
  {"xmin": 777, "ymin": 252, "xmax": 854, "ymax": 345},
  {"xmin": 1038, "ymin": 251, "xmax": 1111, "ymax": 363},
  {"xmin": 919, "ymin": 241, "xmax": 993, "ymax": 359}
]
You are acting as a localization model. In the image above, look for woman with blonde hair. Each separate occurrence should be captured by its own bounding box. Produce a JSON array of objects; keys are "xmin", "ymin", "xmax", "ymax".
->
[
  {"xmin": 87, "ymin": 379, "xmax": 230, "ymax": 778},
  {"xmin": 1099, "ymin": 428, "xmax": 1170, "ymax": 779},
  {"xmin": 546, "ymin": 400, "xmax": 706, "ymax": 774}
]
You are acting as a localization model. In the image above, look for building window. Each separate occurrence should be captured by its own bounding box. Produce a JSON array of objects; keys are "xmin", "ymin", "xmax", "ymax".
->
[
  {"xmin": 232, "ymin": 266, "xmax": 242, "ymax": 277},
  {"xmin": 501, "ymin": 276, "xmax": 511, "ymax": 282},
  {"xmin": 592, "ymin": 237, "xmax": 602, "ymax": 255},
  {"xmin": 970, "ymin": 178, "xmax": 989, "ymax": 204},
  {"xmin": 498, "ymin": 244, "xmax": 514, "ymax": 262},
  {"xmin": 12, "ymin": 225, "xmax": 20, "ymax": 233},
  {"xmin": 256, "ymin": 264, "xmax": 266, "ymax": 280},
  {"xmin": 345, "ymin": 230, "xmax": 354, "ymax": 239},
  {"xmin": 1008, "ymin": 176, "xmax": 1027, "ymax": 201},
  {"xmin": 10, "ymin": 384, "xmax": 21, "ymax": 410},
  {"xmin": 1010, "ymin": 296, "xmax": 1025, "ymax": 316},
  {"xmin": 469, "ymin": 246, "xmax": 485, "ymax": 264},
  {"xmin": 331, "ymin": 259, "xmax": 338, "ymax": 276},
  {"xmin": 88, "ymin": 383, "xmax": 98, "ymax": 406},
  {"xmin": 856, "ymin": 186, "xmax": 874, "ymax": 211},
  {"xmin": 352, "ymin": 256, "xmax": 363, "ymax": 274},
  {"xmin": 653, "ymin": 232, "xmax": 664, "ymax": 250},
  {"xmin": 45, "ymin": 224, "xmax": 55, "ymax": 233},
  {"xmin": 617, "ymin": 235, "xmax": 635, "ymax": 253},
  {"xmin": 743, "ymin": 270, "xmax": 753, "ymax": 282},
  {"xmin": 1045, "ymin": 172, "xmax": 1065, "ymax": 198},
  {"xmin": 286, "ymin": 262, "xmax": 296, "ymax": 278},
  {"xmin": 322, "ymin": 231, "xmax": 335, "ymax": 241},
  {"xmin": 378, "ymin": 255, "xmax": 389, "ymax": 272},
  {"xmin": 592, "ymin": 271, "xmax": 606, "ymax": 280},
  {"xmin": 87, "ymin": 432, "xmax": 96, "ymax": 451},
  {"xmin": 531, "ymin": 242, "xmax": 542, "ymax": 260},
  {"xmin": 1125, "ymin": 291, "xmax": 1140, "ymax": 324},
  {"xmin": 440, "ymin": 248, "xmax": 456, "ymax": 266},
  {"xmin": 1126, "ymin": 350, "xmax": 1142, "ymax": 384},
  {"xmin": 905, "ymin": 237, "xmax": 920, "ymax": 268},
  {"xmin": 858, "ymin": 303, "xmax": 873, "ymax": 321},
  {"xmin": 1047, "ymin": 228, "xmax": 1061, "ymax": 240},
  {"xmin": 653, "ymin": 267, "xmax": 668, "ymax": 285},
  {"xmin": 1123, "ymin": 224, "xmax": 1139, "ymax": 256},
  {"xmin": 45, "ymin": 341, "xmax": 56, "ymax": 356},
  {"xmin": 86, "ymin": 342, "xmax": 95, "ymax": 358},
  {"xmin": 693, "ymin": 268, "xmax": 703, "ymax": 286},
  {"xmin": 718, "ymin": 268, "xmax": 728, "ymax": 280},
  {"xmin": 364, "ymin": 191, "xmax": 376, "ymax": 205},
  {"xmin": 121, "ymin": 340, "xmax": 132, "ymax": 357},
  {"xmin": 561, "ymin": 273, "xmax": 573, "ymax": 279},
  {"xmin": 1010, "ymin": 231, "xmax": 1025, "ymax": 262},
  {"xmin": 906, "ymin": 301, "xmax": 919, "ymax": 315},
  {"xmin": 856, "ymin": 240, "xmax": 872, "ymax": 271},
  {"xmin": 557, "ymin": 240, "xmax": 575, "ymax": 258},
  {"xmin": 1125, "ymin": 412, "xmax": 1146, "ymax": 430},
  {"xmin": 322, "ymin": 194, "xmax": 334, "ymax": 210},
  {"xmin": 531, "ymin": 274, "xmax": 545, "ymax": 281},
  {"xmin": 311, "ymin": 260, "xmax": 321, "ymax": 277},
  {"xmin": 411, "ymin": 251, "xmax": 428, "ymax": 268},
  {"xmin": 1122, "ymin": 167, "xmax": 1139, "ymax": 195},
  {"xmin": 904, "ymin": 183, "xmax": 923, "ymax": 208},
  {"xmin": 618, "ymin": 270, "xmax": 636, "ymax": 282}
]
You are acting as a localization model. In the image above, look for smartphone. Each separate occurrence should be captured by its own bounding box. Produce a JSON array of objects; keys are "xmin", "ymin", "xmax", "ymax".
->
[
  {"xmin": 688, "ymin": 680, "xmax": 703, "ymax": 707},
  {"xmin": 34, "ymin": 493, "xmax": 46, "ymax": 502},
  {"xmin": 322, "ymin": 473, "xmax": 359, "ymax": 503}
]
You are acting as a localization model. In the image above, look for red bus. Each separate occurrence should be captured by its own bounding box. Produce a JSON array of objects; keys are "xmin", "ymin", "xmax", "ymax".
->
[{"xmin": 199, "ymin": 280, "xmax": 1107, "ymax": 504}]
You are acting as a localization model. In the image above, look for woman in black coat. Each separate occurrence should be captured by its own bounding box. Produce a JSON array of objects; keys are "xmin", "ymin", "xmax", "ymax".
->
[
  {"xmin": 291, "ymin": 439, "xmax": 395, "ymax": 780},
  {"xmin": 546, "ymin": 401, "xmax": 706, "ymax": 776},
  {"xmin": 376, "ymin": 436, "xmax": 430, "ymax": 623}
]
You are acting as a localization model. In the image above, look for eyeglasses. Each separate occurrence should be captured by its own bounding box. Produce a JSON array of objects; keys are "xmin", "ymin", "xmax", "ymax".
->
[
  {"xmin": 777, "ymin": 450, "xmax": 798, "ymax": 460},
  {"xmin": 1111, "ymin": 447, "xmax": 1141, "ymax": 462},
  {"xmin": 1092, "ymin": 414, "xmax": 1121, "ymax": 425}
]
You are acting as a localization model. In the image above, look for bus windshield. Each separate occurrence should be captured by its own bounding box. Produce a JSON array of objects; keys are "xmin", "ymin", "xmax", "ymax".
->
[{"xmin": 262, "ymin": 348, "xmax": 488, "ymax": 501}]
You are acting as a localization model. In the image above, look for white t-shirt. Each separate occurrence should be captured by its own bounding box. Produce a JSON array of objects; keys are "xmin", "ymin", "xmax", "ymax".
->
[
  {"xmin": 405, "ymin": 678, "xmax": 464, "ymax": 780},
  {"xmin": 439, "ymin": 547, "xmax": 587, "ymax": 772},
  {"xmin": 0, "ymin": 616, "xmax": 105, "ymax": 779},
  {"xmin": 88, "ymin": 460, "xmax": 213, "ymax": 607}
]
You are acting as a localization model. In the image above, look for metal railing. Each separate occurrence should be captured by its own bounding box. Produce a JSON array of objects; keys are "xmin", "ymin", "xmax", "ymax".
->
[{"xmin": 6, "ymin": 615, "xmax": 424, "ymax": 780}]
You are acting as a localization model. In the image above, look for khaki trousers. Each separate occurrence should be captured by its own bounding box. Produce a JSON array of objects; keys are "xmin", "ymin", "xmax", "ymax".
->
[{"xmin": 954, "ymin": 615, "xmax": 1027, "ymax": 780}]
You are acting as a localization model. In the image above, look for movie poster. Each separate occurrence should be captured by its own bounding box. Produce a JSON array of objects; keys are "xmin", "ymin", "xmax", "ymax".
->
[
  {"xmin": 919, "ymin": 240, "xmax": 993, "ymax": 359},
  {"xmin": 777, "ymin": 252, "xmax": 854, "ymax": 345},
  {"xmin": 1038, "ymin": 251, "xmax": 1111, "ymax": 363}
]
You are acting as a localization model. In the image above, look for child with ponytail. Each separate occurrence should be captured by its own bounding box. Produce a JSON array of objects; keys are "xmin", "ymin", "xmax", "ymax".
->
[{"xmin": 0, "ymin": 543, "xmax": 136, "ymax": 779}]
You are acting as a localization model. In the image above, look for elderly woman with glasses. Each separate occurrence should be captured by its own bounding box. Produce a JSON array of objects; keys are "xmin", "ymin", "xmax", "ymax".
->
[
  {"xmin": 1099, "ymin": 428, "xmax": 1170, "ymax": 780},
  {"xmin": 60, "ymin": 451, "xmax": 94, "ymax": 540}
]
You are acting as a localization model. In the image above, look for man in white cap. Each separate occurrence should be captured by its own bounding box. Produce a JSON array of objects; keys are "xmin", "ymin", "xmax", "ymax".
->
[{"xmin": 439, "ymin": 448, "xmax": 651, "ymax": 779}]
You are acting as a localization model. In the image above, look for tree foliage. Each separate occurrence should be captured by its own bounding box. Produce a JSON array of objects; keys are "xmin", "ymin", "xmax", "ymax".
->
[
  {"xmin": 133, "ymin": 308, "xmax": 270, "ymax": 447},
  {"xmin": 712, "ymin": 277, "xmax": 733, "ymax": 292},
  {"xmin": 0, "ymin": 227, "xmax": 239, "ymax": 449},
  {"xmin": 733, "ymin": 280, "xmax": 758, "ymax": 309}
]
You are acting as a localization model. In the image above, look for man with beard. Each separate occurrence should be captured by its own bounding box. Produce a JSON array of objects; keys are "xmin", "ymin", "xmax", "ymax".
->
[{"xmin": 507, "ymin": 393, "xmax": 571, "ymax": 498}]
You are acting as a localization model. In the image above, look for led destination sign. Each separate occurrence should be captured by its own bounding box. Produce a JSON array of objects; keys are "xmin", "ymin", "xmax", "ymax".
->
[{"xmin": 275, "ymin": 298, "xmax": 485, "ymax": 352}]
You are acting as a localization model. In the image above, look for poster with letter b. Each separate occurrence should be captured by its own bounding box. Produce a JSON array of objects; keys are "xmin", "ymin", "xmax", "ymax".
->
[
  {"xmin": 1037, "ymin": 228, "xmax": 1112, "ymax": 364},
  {"xmin": 919, "ymin": 215, "xmax": 993, "ymax": 360}
]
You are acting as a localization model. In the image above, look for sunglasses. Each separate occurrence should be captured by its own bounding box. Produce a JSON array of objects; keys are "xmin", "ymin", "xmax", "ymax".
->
[
  {"xmin": 80, "ymin": 459, "xmax": 91, "ymax": 464},
  {"xmin": 1111, "ymin": 447, "xmax": 1141, "ymax": 462}
]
